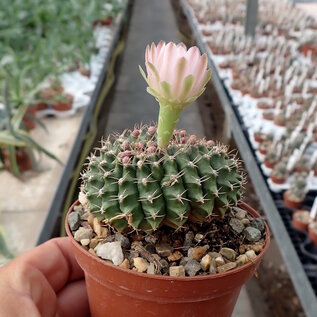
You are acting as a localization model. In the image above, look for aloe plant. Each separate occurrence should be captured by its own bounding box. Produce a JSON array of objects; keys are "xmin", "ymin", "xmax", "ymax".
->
[{"xmin": 0, "ymin": 80, "xmax": 61, "ymax": 176}]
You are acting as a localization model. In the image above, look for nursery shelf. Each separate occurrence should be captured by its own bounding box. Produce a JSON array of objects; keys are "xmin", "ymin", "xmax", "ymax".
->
[
  {"xmin": 181, "ymin": 0, "xmax": 317, "ymax": 316},
  {"xmin": 0, "ymin": 1, "xmax": 130, "ymax": 256}
]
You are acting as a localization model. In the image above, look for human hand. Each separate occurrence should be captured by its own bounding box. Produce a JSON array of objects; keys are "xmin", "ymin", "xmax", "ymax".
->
[{"xmin": 0, "ymin": 237, "xmax": 90, "ymax": 317}]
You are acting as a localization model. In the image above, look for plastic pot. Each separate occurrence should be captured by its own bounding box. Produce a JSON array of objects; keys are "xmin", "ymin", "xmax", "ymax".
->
[
  {"xmin": 1, "ymin": 147, "xmax": 32, "ymax": 172},
  {"xmin": 292, "ymin": 210, "xmax": 310, "ymax": 231},
  {"xmin": 66, "ymin": 201, "xmax": 270, "ymax": 317},
  {"xmin": 283, "ymin": 191, "xmax": 303, "ymax": 209},
  {"xmin": 22, "ymin": 105, "xmax": 38, "ymax": 131},
  {"xmin": 52, "ymin": 94, "xmax": 73, "ymax": 111},
  {"xmin": 270, "ymin": 175, "xmax": 286, "ymax": 185}
]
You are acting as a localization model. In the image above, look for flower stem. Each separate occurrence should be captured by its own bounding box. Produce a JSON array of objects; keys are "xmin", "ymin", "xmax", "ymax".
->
[{"xmin": 157, "ymin": 102, "xmax": 183, "ymax": 148}]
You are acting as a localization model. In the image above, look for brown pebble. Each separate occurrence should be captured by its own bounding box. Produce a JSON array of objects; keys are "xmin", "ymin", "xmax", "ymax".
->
[
  {"xmin": 89, "ymin": 237, "xmax": 99, "ymax": 249},
  {"xmin": 156, "ymin": 243, "xmax": 173, "ymax": 258},
  {"xmin": 119, "ymin": 258, "xmax": 130, "ymax": 269},
  {"xmin": 173, "ymin": 240, "xmax": 183, "ymax": 248},
  {"xmin": 239, "ymin": 245, "xmax": 246, "ymax": 254},
  {"xmin": 87, "ymin": 214, "xmax": 94, "ymax": 227},
  {"xmin": 168, "ymin": 251, "xmax": 183, "ymax": 262},
  {"xmin": 215, "ymin": 256, "xmax": 225, "ymax": 267},
  {"xmin": 236, "ymin": 254, "xmax": 248, "ymax": 266},
  {"xmin": 169, "ymin": 266, "xmax": 185, "ymax": 277},
  {"xmin": 194, "ymin": 233, "xmax": 204, "ymax": 242},
  {"xmin": 235, "ymin": 209, "xmax": 247, "ymax": 220},
  {"xmin": 245, "ymin": 243, "xmax": 264, "ymax": 253},
  {"xmin": 133, "ymin": 257, "xmax": 149, "ymax": 273},
  {"xmin": 88, "ymin": 248, "xmax": 96, "ymax": 256},
  {"xmin": 217, "ymin": 262, "xmax": 237, "ymax": 273},
  {"xmin": 241, "ymin": 218, "xmax": 251, "ymax": 226},
  {"xmin": 245, "ymin": 250, "xmax": 257, "ymax": 261},
  {"xmin": 209, "ymin": 252, "xmax": 221, "ymax": 259},
  {"xmin": 200, "ymin": 254, "xmax": 212, "ymax": 271},
  {"xmin": 220, "ymin": 248, "xmax": 237, "ymax": 261},
  {"xmin": 209, "ymin": 259, "xmax": 217, "ymax": 274},
  {"xmin": 188, "ymin": 246, "xmax": 208, "ymax": 261}
]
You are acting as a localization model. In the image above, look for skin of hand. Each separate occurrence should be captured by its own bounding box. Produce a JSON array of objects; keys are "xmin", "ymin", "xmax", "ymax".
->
[{"xmin": 0, "ymin": 237, "xmax": 90, "ymax": 317}]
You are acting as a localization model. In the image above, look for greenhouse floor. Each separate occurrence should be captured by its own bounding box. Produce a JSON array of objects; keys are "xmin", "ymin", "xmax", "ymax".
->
[{"xmin": 103, "ymin": 0, "xmax": 268, "ymax": 315}]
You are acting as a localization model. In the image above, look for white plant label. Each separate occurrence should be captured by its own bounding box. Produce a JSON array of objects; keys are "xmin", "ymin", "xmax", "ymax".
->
[{"xmin": 310, "ymin": 196, "xmax": 317, "ymax": 220}]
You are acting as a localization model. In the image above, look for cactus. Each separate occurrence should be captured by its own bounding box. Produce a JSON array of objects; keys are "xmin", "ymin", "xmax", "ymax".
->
[
  {"xmin": 78, "ymin": 42, "xmax": 244, "ymax": 232},
  {"xmin": 79, "ymin": 125, "xmax": 244, "ymax": 232},
  {"xmin": 286, "ymin": 174, "xmax": 308, "ymax": 202}
]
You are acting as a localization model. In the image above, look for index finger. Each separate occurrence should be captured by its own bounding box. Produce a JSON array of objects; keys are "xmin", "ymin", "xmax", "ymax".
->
[{"xmin": 18, "ymin": 237, "xmax": 84, "ymax": 293}]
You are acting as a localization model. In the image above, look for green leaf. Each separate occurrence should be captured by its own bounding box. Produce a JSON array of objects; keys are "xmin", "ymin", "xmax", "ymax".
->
[
  {"xmin": 16, "ymin": 130, "xmax": 62, "ymax": 164},
  {"xmin": 12, "ymin": 102, "xmax": 28, "ymax": 130},
  {"xmin": 0, "ymin": 131, "xmax": 26, "ymax": 146},
  {"xmin": 0, "ymin": 226, "xmax": 15, "ymax": 260}
]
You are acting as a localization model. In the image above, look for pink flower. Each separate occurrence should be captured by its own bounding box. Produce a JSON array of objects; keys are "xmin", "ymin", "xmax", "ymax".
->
[{"xmin": 140, "ymin": 41, "xmax": 211, "ymax": 108}]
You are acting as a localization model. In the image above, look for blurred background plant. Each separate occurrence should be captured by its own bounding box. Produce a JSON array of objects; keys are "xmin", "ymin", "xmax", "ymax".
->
[{"xmin": 0, "ymin": 0, "xmax": 125, "ymax": 176}]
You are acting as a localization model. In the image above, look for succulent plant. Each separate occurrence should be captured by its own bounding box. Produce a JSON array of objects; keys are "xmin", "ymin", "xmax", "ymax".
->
[
  {"xmin": 79, "ymin": 126, "xmax": 244, "ymax": 232},
  {"xmin": 79, "ymin": 41, "xmax": 244, "ymax": 232},
  {"xmin": 265, "ymin": 148, "xmax": 279, "ymax": 165},
  {"xmin": 285, "ymin": 174, "xmax": 308, "ymax": 201},
  {"xmin": 294, "ymin": 155, "xmax": 311, "ymax": 173},
  {"xmin": 271, "ymin": 161, "xmax": 288, "ymax": 179}
]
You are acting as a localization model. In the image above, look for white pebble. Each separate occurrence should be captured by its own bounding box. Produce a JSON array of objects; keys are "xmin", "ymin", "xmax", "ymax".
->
[{"xmin": 95, "ymin": 241, "xmax": 124, "ymax": 266}]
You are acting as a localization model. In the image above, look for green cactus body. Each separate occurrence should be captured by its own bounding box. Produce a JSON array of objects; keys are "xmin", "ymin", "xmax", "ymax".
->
[{"xmin": 80, "ymin": 125, "xmax": 244, "ymax": 231}]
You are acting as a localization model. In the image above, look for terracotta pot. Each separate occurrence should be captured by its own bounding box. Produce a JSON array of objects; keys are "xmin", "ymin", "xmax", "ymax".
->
[
  {"xmin": 257, "ymin": 102, "xmax": 271, "ymax": 110},
  {"xmin": 308, "ymin": 223, "xmax": 317, "ymax": 245},
  {"xmin": 66, "ymin": 201, "xmax": 270, "ymax": 317},
  {"xmin": 273, "ymin": 118, "xmax": 286, "ymax": 127},
  {"xmin": 79, "ymin": 68, "xmax": 91, "ymax": 78},
  {"xmin": 283, "ymin": 191, "xmax": 303, "ymax": 209},
  {"xmin": 270, "ymin": 175, "xmax": 286, "ymax": 185},
  {"xmin": 34, "ymin": 102, "xmax": 48, "ymax": 111},
  {"xmin": 93, "ymin": 17, "xmax": 113, "ymax": 28},
  {"xmin": 262, "ymin": 112, "xmax": 274, "ymax": 121},
  {"xmin": 292, "ymin": 210, "xmax": 310, "ymax": 231},
  {"xmin": 1, "ymin": 147, "xmax": 32, "ymax": 172},
  {"xmin": 52, "ymin": 94, "xmax": 73, "ymax": 111},
  {"xmin": 22, "ymin": 106, "xmax": 37, "ymax": 131},
  {"xmin": 264, "ymin": 160, "xmax": 275, "ymax": 169},
  {"xmin": 254, "ymin": 134, "xmax": 264, "ymax": 143}
]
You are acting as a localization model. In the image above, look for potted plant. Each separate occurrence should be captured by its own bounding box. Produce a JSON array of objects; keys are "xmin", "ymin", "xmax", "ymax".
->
[
  {"xmin": 293, "ymin": 155, "xmax": 311, "ymax": 174},
  {"xmin": 0, "ymin": 80, "xmax": 61, "ymax": 176},
  {"xmin": 259, "ymin": 141, "xmax": 271, "ymax": 155},
  {"xmin": 65, "ymin": 42, "xmax": 270, "ymax": 317},
  {"xmin": 292, "ymin": 210, "xmax": 311, "ymax": 231},
  {"xmin": 283, "ymin": 174, "xmax": 308, "ymax": 209},
  {"xmin": 264, "ymin": 148, "xmax": 279, "ymax": 169},
  {"xmin": 270, "ymin": 161, "xmax": 288, "ymax": 184},
  {"xmin": 50, "ymin": 92, "xmax": 74, "ymax": 112}
]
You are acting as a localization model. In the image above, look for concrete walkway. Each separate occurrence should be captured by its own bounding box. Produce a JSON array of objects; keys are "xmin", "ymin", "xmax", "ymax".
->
[{"xmin": 104, "ymin": 1, "xmax": 257, "ymax": 316}]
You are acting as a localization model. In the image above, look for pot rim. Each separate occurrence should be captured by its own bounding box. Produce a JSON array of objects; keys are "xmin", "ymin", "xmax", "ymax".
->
[{"xmin": 66, "ymin": 200, "xmax": 270, "ymax": 282}]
